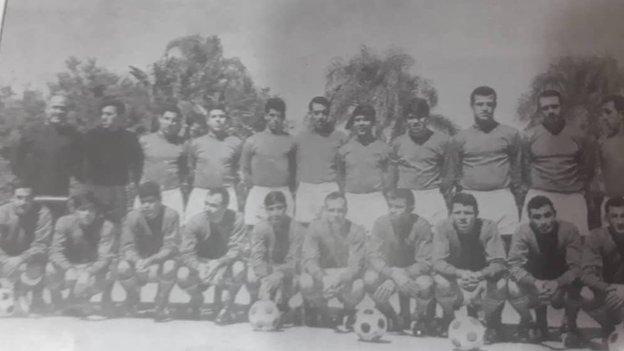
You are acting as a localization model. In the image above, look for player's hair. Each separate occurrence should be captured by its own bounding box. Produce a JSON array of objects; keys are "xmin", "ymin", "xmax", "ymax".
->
[
  {"xmin": 207, "ymin": 187, "xmax": 230, "ymax": 207},
  {"xmin": 159, "ymin": 103, "xmax": 181, "ymax": 117},
  {"xmin": 526, "ymin": 195, "xmax": 556, "ymax": 214},
  {"xmin": 264, "ymin": 191, "xmax": 287, "ymax": 208},
  {"xmin": 308, "ymin": 96, "xmax": 330, "ymax": 111},
  {"xmin": 70, "ymin": 192, "xmax": 103, "ymax": 213},
  {"xmin": 602, "ymin": 94, "xmax": 624, "ymax": 114},
  {"xmin": 345, "ymin": 104, "xmax": 376, "ymax": 130},
  {"xmin": 8, "ymin": 179, "xmax": 32, "ymax": 194},
  {"xmin": 404, "ymin": 97, "xmax": 430, "ymax": 118},
  {"xmin": 385, "ymin": 188, "xmax": 415, "ymax": 208},
  {"xmin": 325, "ymin": 191, "xmax": 347, "ymax": 206},
  {"xmin": 450, "ymin": 192, "xmax": 479, "ymax": 214},
  {"xmin": 208, "ymin": 103, "xmax": 228, "ymax": 115},
  {"xmin": 470, "ymin": 86, "xmax": 497, "ymax": 105},
  {"xmin": 99, "ymin": 98, "xmax": 126, "ymax": 115},
  {"xmin": 605, "ymin": 196, "xmax": 624, "ymax": 213},
  {"xmin": 538, "ymin": 90, "xmax": 563, "ymax": 106},
  {"xmin": 265, "ymin": 97, "xmax": 286, "ymax": 115},
  {"xmin": 138, "ymin": 181, "xmax": 161, "ymax": 201}
]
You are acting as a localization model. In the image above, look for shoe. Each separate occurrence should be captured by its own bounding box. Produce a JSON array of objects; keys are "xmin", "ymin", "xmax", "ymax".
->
[
  {"xmin": 214, "ymin": 306, "xmax": 235, "ymax": 325},
  {"xmin": 153, "ymin": 305, "xmax": 173, "ymax": 322},
  {"xmin": 484, "ymin": 327, "xmax": 504, "ymax": 344},
  {"xmin": 561, "ymin": 327, "xmax": 584, "ymax": 349},
  {"xmin": 411, "ymin": 319, "xmax": 428, "ymax": 337},
  {"xmin": 514, "ymin": 322, "xmax": 533, "ymax": 343}
]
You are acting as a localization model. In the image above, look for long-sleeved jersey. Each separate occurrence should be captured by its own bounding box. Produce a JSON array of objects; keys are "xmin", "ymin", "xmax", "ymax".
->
[
  {"xmin": 240, "ymin": 130, "xmax": 296, "ymax": 188},
  {"xmin": 139, "ymin": 132, "xmax": 187, "ymax": 191},
  {"xmin": 581, "ymin": 226, "xmax": 624, "ymax": 292},
  {"xmin": 187, "ymin": 133, "xmax": 242, "ymax": 189},
  {"xmin": 294, "ymin": 129, "xmax": 347, "ymax": 184},
  {"xmin": 0, "ymin": 203, "xmax": 53, "ymax": 262},
  {"xmin": 337, "ymin": 138, "xmax": 393, "ymax": 193},
  {"xmin": 120, "ymin": 206, "xmax": 179, "ymax": 263},
  {"xmin": 250, "ymin": 216, "xmax": 304, "ymax": 280}
]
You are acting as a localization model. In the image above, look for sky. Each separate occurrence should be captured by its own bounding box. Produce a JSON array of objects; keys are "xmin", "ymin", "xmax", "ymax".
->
[{"xmin": 0, "ymin": 0, "xmax": 623, "ymax": 129}]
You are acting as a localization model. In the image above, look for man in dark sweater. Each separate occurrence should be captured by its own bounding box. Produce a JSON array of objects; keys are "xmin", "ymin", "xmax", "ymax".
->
[
  {"xmin": 11, "ymin": 94, "xmax": 83, "ymax": 218},
  {"xmin": 83, "ymin": 99, "xmax": 144, "ymax": 223},
  {"xmin": 508, "ymin": 195, "xmax": 583, "ymax": 346},
  {"xmin": 432, "ymin": 192, "xmax": 507, "ymax": 344}
]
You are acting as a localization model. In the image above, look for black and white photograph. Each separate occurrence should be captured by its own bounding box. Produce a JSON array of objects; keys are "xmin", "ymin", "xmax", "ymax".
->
[{"xmin": 0, "ymin": 1, "xmax": 623, "ymax": 350}]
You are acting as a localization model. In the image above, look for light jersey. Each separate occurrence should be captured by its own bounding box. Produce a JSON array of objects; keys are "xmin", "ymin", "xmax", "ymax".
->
[
  {"xmin": 188, "ymin": 133, "xmax": 242, "ymax": 189},
  {"xmin": 524, "ymin": 123, "xmax": 591, "ymax": 193},
  {"xmin": 241, "ymin": 130, "xmax": 296, "ymax": 187},
  {"xmin": 392, "ymin": 131, "xmax": 451, "ymax": 191},
  {"xmin": 599, "ymin": 135, "xmax": 624, "ymax": 197},
  {"xmin": 452, "ymin": 123, "xmax": 521, "ymax": 191},
  {"xmin": 295, "ymin": 129, "xmax": 347, "ymax": 184},
  {"xmin": 338, "ymin": 137, "xmax": 392, "ymax": 193},
  {"xmin": 140, "ymin": 132, "xmax": 186, "ymax": 191}
]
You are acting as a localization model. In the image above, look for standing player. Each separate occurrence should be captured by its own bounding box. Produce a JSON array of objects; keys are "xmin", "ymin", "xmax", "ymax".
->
[
  {"xmin": 83, "ymin": 99, "xmax": 144, "ymax": 223},
  {"xmin": 249, "ymin": 191, "xmax": 304, "ymax": 320},
  {"xmin": 46, "ymin": 193, "xmax": 117, "ymax": 315},
  {"xmin": 432, "ymin": 193, "xmax": 507, "ymax": 343},
  {"xmin": 449, "ymin": 86, "xmax": 522, "ymax": 245},
  {"xmin": 300, "ymin": 192, "xmax": 367, "ymax": 329},
  {"xmin": 11, "ymin": 94, "xmax": 83, "ymax": 218},
  {"xmin": 508, "ymin": 195, "xmax": 583, "ymax": 346},
  {"xmin": 337, "ymin": 104, "xmax": 392, "ymax": 232},
  {"xmin": 241, "ymin": 98, "xmax": 295, "ymax": 226},
  {"xmin": 580, "ymin": 197, "xmax": 624, "ymax": 344},
  {"xmin": 0, "ymin": 181, "xmax": 53, "ymax": 313},
  {"xmin": 391, "ymin": 97, "xmax": 453, "ymax": 225},
  {"xmin": 118, "ymin": 182, "xmax": 179, "ymax": 321},
  {"xmin": 597, "ymin": 95, "xmax": 624, "ymax": 226},
  {"xmin": 294, "ymin": 96, "xmax": 347, "ymax": 225},
  {"xmin": 522, "ymin": 90, "xmax": 596, "ymax": 237},
  {"xmin": 186, "ymin": 105, "xmax": 242, "ymax": 221},
  {"xmin": 135, "ymin": 104, "xmax": 187, "ymax": 219},
  {"xmin": 177, "ymin": 187, "xmax": 247, "ymax": 324},
  {"xmin": 364, "ymin": 188, "xmax": 435, "ymax": 335}
]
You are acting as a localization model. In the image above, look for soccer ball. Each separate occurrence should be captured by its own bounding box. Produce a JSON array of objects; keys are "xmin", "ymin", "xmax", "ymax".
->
[
  {"xmin": 608, "ymin": 325, "xmax": 624, "ymax": 351},
  {"xmin": 0, "ymin": 287, "xmax": 15, "ymax": 317},
  {"xmin": 248, "ymin": 300, "xmax": 281, "ymax": 331},
  {"xmin": 447, "ymin": 316, "xmax": 486, "ymax": 351},
  {"xmin": 353, "ymin": 308, "xmax": 387, "ymax": 342}
]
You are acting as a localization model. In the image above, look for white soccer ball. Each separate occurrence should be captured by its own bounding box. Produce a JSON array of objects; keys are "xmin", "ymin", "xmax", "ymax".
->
[
  {"xmin": 447, "ymin": 316, "xmax": 486, "ymax": 351},
  {"xmin": 608, "ymin": 325, "xmax": 624, "ymax": 351},
  {"xmin": 0, "ymin": 287, "xmax": 15, "ymax": 317},
  {"xmin": 248, "ymin": 300, "xmax": 281, "ymax": 331},
  {"xmin": 353, "ymin": 308, "xmax": 387, "ymax": 342}
]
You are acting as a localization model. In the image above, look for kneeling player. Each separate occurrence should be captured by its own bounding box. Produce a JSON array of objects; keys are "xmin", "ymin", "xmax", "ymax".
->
[
  {"xmin": 117, "ymin": 182, "xmax": 179, "ymax": 321},
  {"xmin": 300, "ymin": 192, "xmax": 367, "ymax": 329},
  {"xmin": 0, "ymin": 181, "xmax": 53, "ymax": 314},
  {"xmin": 508, "ymin": 195, "xmax": 583, "ymax": 346},
  {"xmin": 581, "ymin": 197, "xmax": 624, "ymax": 345},
  {"xmin": 46, "ymin": 193, "xmax": 117, "ymax": 316},
  {"xmin": 432, "ymin": 193, "xmax": 507, "ymax": 343},
  {"xmin": 177, "ymin": 187, "xmax": 247, "ymax": 323},
  {"xmin": 364, "ymin": 188, "xmax": 435, "ymax": 334},
  {"xmin": 249, "ymin": 191, "xmax": 304, "ymax": 322}
]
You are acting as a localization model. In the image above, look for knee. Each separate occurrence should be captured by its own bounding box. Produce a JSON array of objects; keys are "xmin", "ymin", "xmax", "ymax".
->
[
  {"xmin": 495, "ymin": 278, "xmax": 508, "ymax": 296},
  {"xmin": 299, "ymin": 273, "xmax": 315, "ymax": 294},
  {"xmin": 20, "ymin": 263, "xmax": 44, "ymax": 287},
  {"xmin": 231, "ymin": 261, "xmax": 246, "ymax": 280},
  {"xmin": 507, "ymin": 280, "xmax": 523, "ymax": 299},
  {"xmin": 247, "ymin": 269, "xmax": 259, "ymax": 286},
  {"xmin": 176, "ymin": 266, "xmax": 193, "ymax": 288},
  {"xmin": 117, "ymin": 260, "xmax": 134, "ymax": 280},
  {"xmin": 352, "ymin": 278, "xmax": 365, "ymax": 296},
  {"xmin": 433, "ymin": 274, "xmax": 453, "ymax": 294},
  {"xmin": 363, "ymin": 270, "xmax": 380, "ymax": 289},
  {"xmin": 415, "ymin": 275, "xmax": 434, "ymax": 295},
  {"xmin": 161, "ymin": 260, "xmax": 177, "ymax": 280},
  {"xmin": 580, "ymin": 287, "xmax": 600, "ymax": 309}
]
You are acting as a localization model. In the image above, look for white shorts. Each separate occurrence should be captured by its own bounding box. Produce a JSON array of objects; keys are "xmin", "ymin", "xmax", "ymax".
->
[
  {"xmin": 522, "ymin": 189, "xmax": 589, "ymax": 236},
  {"xmin": 411, "ymin": 188, "xmax": 448, "ymax": 227},
  {"xmin": 184, "ymin": 186, "xmax": 238, "ymax": 224},
  {"xmin": 463, "ymin": 188, "xmax": 519, "ymax": 235},
  {"xmin": 295, "ymin": 182, "xmax": 339, "ymax": 223},
  {"xmin": 244, "ymin": 186, "xmax": 294, "ymax": 226},
  {"xmin": 345, "ymin": 191, "xmax": 387, "ymax": 233},
  {"xmin": 134, "ymin": 188, "xmax": 185, "ymax": 220}
]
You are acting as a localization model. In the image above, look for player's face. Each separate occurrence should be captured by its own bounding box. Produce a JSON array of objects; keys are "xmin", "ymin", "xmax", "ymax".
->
[
  {"xmin": 451, "ymin": 204, "xmax": 477, "ymax": 234},
  {"xmin": 352, "ymin": 115, "xmax": 373, "ymax": 137},
  {"xmin": 539, "ymin": 96, "xmax": 562, "ymax": 119},
  {"xmin": 529, "ymin": 205, "xmax": 557, "ymax": 235},
  {"xmin": 310, "ymin": 102, "xmax": 331, "ymax": 132},
  {"xmin": 159, "ymin": 111, "xmax": 182, "ymax": 137},
  {"xmin": 140, "ymin": 195, "xmax": 162, "ymax": 220},
  {"xmin": 204, "ymin": 193, "xmax": 226, "ymax": 220},
  {"xmin": 189, "ymin": 122, "xmax": 206, "ymax": 138},
  {"xmin": 406, "ymin": 114, "xmax": 428, "ymax": 135},
  {"xmin": 471, "ymin": 95, "xmax": 496, "ymax": 122},
  {"xmin": 266, "ymin": 202, "xmax": 287, "ymax": 225},
  {"xmin": 265, "ymin": 109, "xmax": 284, "ymax": 133},
  {"xmin": 607, "ymin": 206, "xmax": 624, "ymax": 234},
  {"xmin": 45, "ymin": 96, "xmax": 69, "ymax": 125},
  {"xmin": 76, "ymin": 207, "xmax": 97, "ymax": 226},
  {"xmin": 207, "ymin": 109, "xmax": 228, "ymax": 134},
  {"xmin": 11, "ymin": 188, "xmax": 34, "ymax": 216},
  {"xmin": 601, "ymin": 101, "xmax": 621, "ymax": 138},
  {"xmin": 100, "ymin": 105, "xmax": 121, "ymax": 130},
  {"xmin": 388, "ymin": 197, "xmax": 411, "ymax": 220},
  {"xmin": 325, "ymin": 198, "xmax": 347, "ymax": 225}
]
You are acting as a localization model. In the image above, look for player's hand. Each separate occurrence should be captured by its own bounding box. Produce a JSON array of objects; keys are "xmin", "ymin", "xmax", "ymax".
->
[
  {"xmin": 391, "ymin": 268, "xmax": 419, "ymax": 294},
  {"xmin": 606, "ymin": 285, "xmax": 624, "ymax": 310},
  {"xmin": 260, "ymin": 272, "xmax": 284, "ymax": 298},
  {"xmin": 457, "ymin": 270, "xmax": 472, "ymax": 281},
  {"xmin": 202, "ymin": 260, "xmax": 223, "ymax": 282},
  {"xmin": 136, "ymin": 259, "xmax": 149, "ymax": 272},
  {"xmin": 3, "ymin": 256, "xmax": 23, "ymax": 275},
  {"xmin": 322, "ymin": 274, "xmax": 343, "ymax": 297},
  {"xmin": 374, "ymin": 279, "xmax": 395, "ymax": 302},
  {"xmin": 65, "ymin": 267, "xmax": 79, "ymax": 281}
]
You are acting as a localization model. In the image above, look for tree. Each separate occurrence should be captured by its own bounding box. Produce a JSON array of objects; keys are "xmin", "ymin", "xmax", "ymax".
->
[
  {"xmin": 517, "ymin": 55, "xmax": 624, "ymax": 135},
  {"xmin": 324, "ymin": 46, "xmax": 457, "ymax": 138}
]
